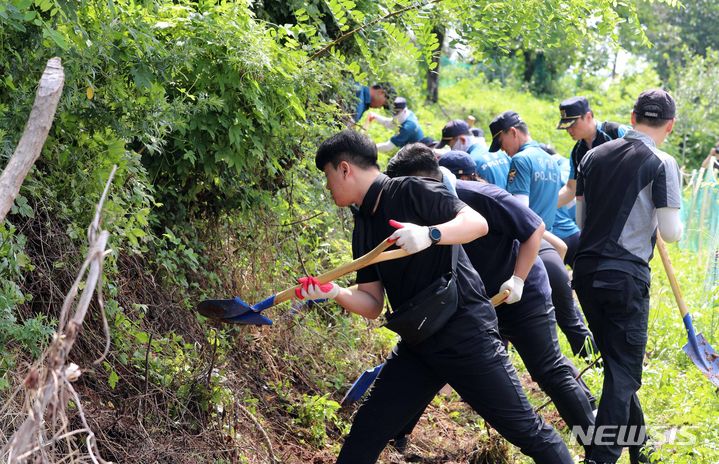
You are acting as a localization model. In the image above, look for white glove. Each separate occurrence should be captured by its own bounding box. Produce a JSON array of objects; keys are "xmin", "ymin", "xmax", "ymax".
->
[
  {"xmin": 499, "ymin": 275, "xmax": 525, "ymax": 304},
  {"xmin": 296, "ymin": 277, "xmax": 341, "ymax": 300},
  {"xmin": 389, "ymin": 220, "xmax": 432, "ymax": 254},
  {"xmin": 368, "ymin": 112, "xmax": 395, "ymax": 129}
]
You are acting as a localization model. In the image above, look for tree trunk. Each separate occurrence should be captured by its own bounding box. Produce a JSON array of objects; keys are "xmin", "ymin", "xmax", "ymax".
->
[{"xmin": 426, "ymin": 27, "xmax": 444, "ymax": 103}]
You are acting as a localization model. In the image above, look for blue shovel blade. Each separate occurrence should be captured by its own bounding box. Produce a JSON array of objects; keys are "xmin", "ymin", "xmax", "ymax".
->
[
  {"xmin": 341, "ymin": 363, "xmax": 385, "ymax": 406},
  {"xmin": 682, "ymin": 332, "xmax": 719, "ymax": 387},
  {"xmin": 197, "ymin": 297, "xmax": 253, "ymax": 319},
  {"xmin": 224, "ymin": 311, "xmax": 274, "ymax": 326}
]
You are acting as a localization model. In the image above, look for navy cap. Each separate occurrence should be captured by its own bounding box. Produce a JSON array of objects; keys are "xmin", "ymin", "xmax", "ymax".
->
[
  {"xmin": 437, "ymin": 120, "xmax": 471, "ymax": 148},
  {"xmin": 634, "ymin": 89, "xmax": 676, "ymax": 120},
  {"xmin": 489, "ymin": 111, "xmax": 522, "ymax": 152},
  {"xmin": 557, "ymin": 96, "xmax": 591, "ymax": 129},
  {"xmin": 393, "ymin": 97, "xmax": 407, "ymax": 114},
  {"xmin": 438, "ymin": 150, "xmax": 476, "ymax": 176},
  {"xmin": 418, "ymin": 136, "xmax": 438, "ymax": 148}
]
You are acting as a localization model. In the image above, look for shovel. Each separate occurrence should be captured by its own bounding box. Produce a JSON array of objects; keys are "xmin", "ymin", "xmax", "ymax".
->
[
  {"xmin": 656, "ymin": 234, "xmax": 719, "ymax": 387},
  {"xmin": 197, "ymin": 237, "xmax": 409, "ymax": 325},
  {"xmin": 341, "ymin": 289, "xmax": 512, "ymax": 405}
]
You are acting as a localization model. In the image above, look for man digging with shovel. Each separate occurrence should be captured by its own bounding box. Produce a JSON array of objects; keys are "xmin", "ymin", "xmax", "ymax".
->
[{"xmin": 301, "ymin": 130, "xmax": 573, "ymax": 463}]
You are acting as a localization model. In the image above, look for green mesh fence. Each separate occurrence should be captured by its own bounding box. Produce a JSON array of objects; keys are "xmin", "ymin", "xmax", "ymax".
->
[{"xmin": 681, "ymin": 160, "xmax": 719, "ymax": 298}]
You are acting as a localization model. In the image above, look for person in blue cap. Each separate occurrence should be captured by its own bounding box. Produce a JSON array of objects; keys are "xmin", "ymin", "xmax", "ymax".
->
[
  {"xmin": 490, "ymin": 110, "xmax": 598, "ymax": 361},
  {"xmin": 437, "ymin": 119, "xmax": 511, "ymax": 189},
  {"xmin": 574, "ymin": 89, "xmax": 682, "ymax": 464},
  {"xmin": 367, "ymin": 97, "xmax": 424, "ymax": 152},
  {"xmin": 556, "ymin": 96, "xmax": 629, "ymax": 208},
  {"xmin": 353, "ymin": 82, "xmax": 394, "ymax": 123},
  {"xmin": 385, "ymin": 147, "xmax": 594, "ymax": 457}
]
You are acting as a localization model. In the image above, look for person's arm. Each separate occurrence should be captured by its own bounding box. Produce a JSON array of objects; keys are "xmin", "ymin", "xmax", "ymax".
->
[
  {"xmin": 376, "ymin": 140, "xmax": 397, "ymax": 152},
  {"xmin": 297, "ymin": 279, "xmax": 386, "ymax": 320},
  {"xmin": 515, "ymin": 222, "xmax": 544, "ymax": 280},
  {"xmin": 368, "ymin": 112, "xmax": 395, "ymax": 130},
  {"xmin": 557, "ymin": 179, "xmax": 576, "ymax": 207},
  {"xmin": 543, "ymin": 229, "xmax": 567, "ymax": 261},
  {"xmin": 657, "ymin": 208, "xmax": 683, "ymax": 243}
]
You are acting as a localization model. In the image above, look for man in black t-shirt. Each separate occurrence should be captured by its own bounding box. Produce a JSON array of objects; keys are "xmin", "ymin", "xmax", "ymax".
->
[
  {"xmin": 302, "ymin": 130, "xmax": 573, "ymax": 464},
  {"xmin": 574, "ymin": 89, "xmax": 683, "ymax": 464},
  {"xmin": 385, "ymin": 147, "xmax": 595, "ymax": 447}
]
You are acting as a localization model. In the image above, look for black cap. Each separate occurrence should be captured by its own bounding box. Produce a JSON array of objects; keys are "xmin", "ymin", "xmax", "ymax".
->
[
  {"xmin": 418, "ymin": 136, "xmax": 438, "ymax": 148},
  {"xmin": 393, "ymin": 97, "xmax": 407, "ymax": 114},
  {"xmin": 470, "ymin": 127, "xmax": 484, "ymax": 138},
  {"xmin": 438, "ymin": 150, "xmax": 476, "ymax": 176},
  {"xmin": 489, "ymin": 111, "xmax": 522, "ymax": 152},
  {"xmin": 372, "ymin": 82, "xmax": 396, "ymax": 110},
  {"xmin": 633, "ymin": 89, "xmax": 676, "ymax": 120},
  {"xmin": 557, "ymin": 96, "xmax": 590, "ymax": 129},
  {"xmin": 437, "ymin": 120, "xmax": 471, "ymax": 148}
]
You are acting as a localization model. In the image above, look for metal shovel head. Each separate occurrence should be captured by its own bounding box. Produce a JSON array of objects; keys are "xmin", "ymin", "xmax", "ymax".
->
[
  {"xmin": 341, "ymin": 363, "xmax": 385, "ymax": 406},
  {"xmin": 682, "ymin": 332, "xmax": 719, "ymax": 387},
  {"xmin": 224, "ymin": 311, "xmax": 273, "ymax": 326},
  {"xmin": 196, "ymin": 297, "xmax": 253, "ymax": 319}
]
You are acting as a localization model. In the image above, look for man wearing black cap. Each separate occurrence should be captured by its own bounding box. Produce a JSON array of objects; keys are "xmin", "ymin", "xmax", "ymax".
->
[
  {"xmin": 573, "ymin": 89, "xmax": 683, "ymax": 464},
  {"xmin": 367, "ymin": 97, "xmax": 424, "ymax": 152},
  {"xmin": 438, "ymin": 119, "xmax": 510, "ymax": 189},
  {"xmin": 489, "ymin": 110, "xmax": 598, "ymax": 362},
  {"xmin": 354, "ymin": 82, "xmax": 395, "ymax": 123},
  {"xmin": 556, "ymin": 96, "xmax": 629, "ymax": 208}
]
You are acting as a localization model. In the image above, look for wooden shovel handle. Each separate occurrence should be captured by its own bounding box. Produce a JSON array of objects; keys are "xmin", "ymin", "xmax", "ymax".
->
[
  {"xmin": 273, "ymin": 237, "xmax": 410, "ymax": 305},
  {"xmin": 656, "ymin": 233, "xmax": 690, "ymax": 318},
  {"xmin": 491, "ymin": 289, "xmax": 511, "ymax": 307}
]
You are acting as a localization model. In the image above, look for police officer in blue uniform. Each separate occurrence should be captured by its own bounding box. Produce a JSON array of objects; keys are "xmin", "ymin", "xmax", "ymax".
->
[
  {"xmin": 574, "ymin": 90, "xmax": 683, "ymax": 464},
  {"xmin": 437, "ymin": 119, "xmax": 511, "ymax": 189},
  {"xmin": 353, "ymin": 82, "xmax": 394, "ymax": 123},
  {"xmin": 489, "ymin": 111, "xmax": 597, "ymax": 361},
  {"xmin": 556, "ymin": 96, "xmax": 629, "ymax": 208},
  {"xmin": 367, "ymin": 97, "xmax": 424, "ymax": 152}
]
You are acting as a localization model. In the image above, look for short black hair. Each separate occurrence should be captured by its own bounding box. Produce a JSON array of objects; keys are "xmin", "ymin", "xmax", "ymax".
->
[
  {"xmin": 634, "ymin": 112, "xmax": 673, "ymax": 129},
  {"xmin": 505, "ymin": 121, "xmax": 529, "ymax": 135},
  {"xmin": 386, "ymin": 143, "xmax": 441, "ymax": 180},
  {"xmin": 315, "ymin": 130, "xmax": 380, "ymax": 171}
]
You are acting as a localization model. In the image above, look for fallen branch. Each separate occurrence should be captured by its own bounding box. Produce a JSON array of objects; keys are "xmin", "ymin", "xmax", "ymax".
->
[
  {"xmin": 1, "ymin": 166, "xmax": 117, "ymax": 464},
  {"xmin": 0, "ymin": 57, "xmax": 64, "ymax": 223}
]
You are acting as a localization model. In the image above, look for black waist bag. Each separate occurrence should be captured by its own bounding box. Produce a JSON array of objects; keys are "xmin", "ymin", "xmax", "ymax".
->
[{"xmin": 382, "ymin": 246, "xmax": 459, "ymax": 346}]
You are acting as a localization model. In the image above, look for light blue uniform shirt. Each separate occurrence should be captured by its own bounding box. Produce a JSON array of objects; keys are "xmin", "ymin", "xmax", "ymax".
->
[
  {"xmin": 551, "ymin": 154, "xmax": 580, "ymax": 239},
  {"xmin": 468, "ymin": 144, "xmax": 511, "ymax": 190},
  {"xmin": 390, "ymin": 110, "xmax": 424, "ymax": 147},
  {"xmin": 506, "ymin": 140, "xmax": 562, "ymax": 232}
]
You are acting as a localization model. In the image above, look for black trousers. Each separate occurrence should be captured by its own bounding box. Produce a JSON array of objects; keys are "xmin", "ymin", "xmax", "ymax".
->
[
  {"xmin": 561, "ymin": 231, "xmax": 580, "ymax": 268},
  {"xmin": 395, "ymin": 294, "xmax": 595, "ymax": 445},
  {"xmin": 336, "ymin": 306, "xmax": 573, "ymax": 464},
  {"xmin": 574, "ymin": 271, "xmax": 650, "ymax": 464},
  {"xmin": 539, "ymin": 242, "xmax": 598, "ymax": 359}
]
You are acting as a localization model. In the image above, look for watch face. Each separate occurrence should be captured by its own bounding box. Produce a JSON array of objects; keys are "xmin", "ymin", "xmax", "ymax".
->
[{"xmin": 430, "ymin": 227, "xmax": 442, "ymax": 242}]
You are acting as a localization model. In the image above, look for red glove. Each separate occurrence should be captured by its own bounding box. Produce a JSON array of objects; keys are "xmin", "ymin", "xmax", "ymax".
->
[{"xmin": 295, "ymin": 276, "xmax": 340, "ymax": 300}]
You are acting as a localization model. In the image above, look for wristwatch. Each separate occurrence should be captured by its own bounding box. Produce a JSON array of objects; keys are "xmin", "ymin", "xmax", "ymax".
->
[{"xmin": 428, "ymin": 226, "xmax": 442, "ymax": 245}]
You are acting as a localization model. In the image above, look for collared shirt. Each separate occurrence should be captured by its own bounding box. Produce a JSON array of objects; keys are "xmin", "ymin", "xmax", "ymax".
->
[
  {"xmin": 551, "ymin": 154, "xmax": 580, "ymax": 239},
  {"xmin": 390, "ymin": 110, "xmax": 424, "ymax": 147},
  {"xmin": 354, "ymin": 85, "xmax": 372, "ymax": 122},
  {"xmin": 468, "ymin": 144, "xmax": 511, "ymax": 189},
  {"xmin": 575, "ymin": 130, "xmax": 682, "ymax": 283},
  {"xmin": 352, "ymin": 174, "xmax": 497, "ymax": 328},
  {"xmin": 568, "ymin": 121, "xmax": 629, "ymax": 180},
  {"xmin": 456, "ymin": 180, "xmax": 551, "ymax": 302},
  {"xmin": 506, "ymin": 140, "xmax": 562, "ymax": 232}
]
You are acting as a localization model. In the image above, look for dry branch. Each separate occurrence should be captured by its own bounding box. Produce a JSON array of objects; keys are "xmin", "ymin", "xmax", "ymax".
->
[
  {"xmin": 1, "ymin": 167, "xmax": 117, "ymax": 464},
  {"xmin": 0, "ymin": 57, "xmax": 64, "ymax": 223}
]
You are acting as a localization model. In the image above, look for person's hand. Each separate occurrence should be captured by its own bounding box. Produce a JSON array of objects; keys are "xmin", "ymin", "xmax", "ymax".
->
[
  {"xmin": 499, "ymin": 275, "xmax": 525, "ymax": 304},
  {"xmin": 295, "ymin": 276, "xmax": 340, "ymax": 300},
  {"xmin": 367, "ymin": 112, "xmax": 377, "ymax": 122},
  {"xmin": 389, "ymin": 219, "xmax": 432, "ymax": 254}
]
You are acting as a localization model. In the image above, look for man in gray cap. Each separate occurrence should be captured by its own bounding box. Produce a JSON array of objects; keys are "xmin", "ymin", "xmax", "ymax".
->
[
  {"xmin": 367, "ymin": 97, "xmax": 424, "ymax": 152},
  {"xmin": 556, "ymin": 96, "xmax": 630, "ymax": 208},
  {"xmin": 573, "ymin": 89, "xmax": 682, "ymax": 464}
]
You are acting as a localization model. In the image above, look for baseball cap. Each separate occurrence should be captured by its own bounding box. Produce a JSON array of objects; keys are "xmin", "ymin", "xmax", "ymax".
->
[
  {"xmin": 437, "ymin": 120, "xmax": 471, "ymax": 148},
  {"xmin": 633, "ymin": 89, "xmax": 676, "ymax": 120},
  {"xmin": 489, "ymin": 111, "xmax": 522, "ymax": 152},
  {"xmin": 438, "ymin": 150, "xmax": 476, "ymax": 176},
  {"xmin": 393, "ymin": 97, "xmax": 407, "ymax": 114},
  {"xmin": 418, "ymin": 136, "xmax": 439, "ymax": 148},
  {"xmin": 557, "ymin": 96, "xmax": 591, "ymax": 129}
]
